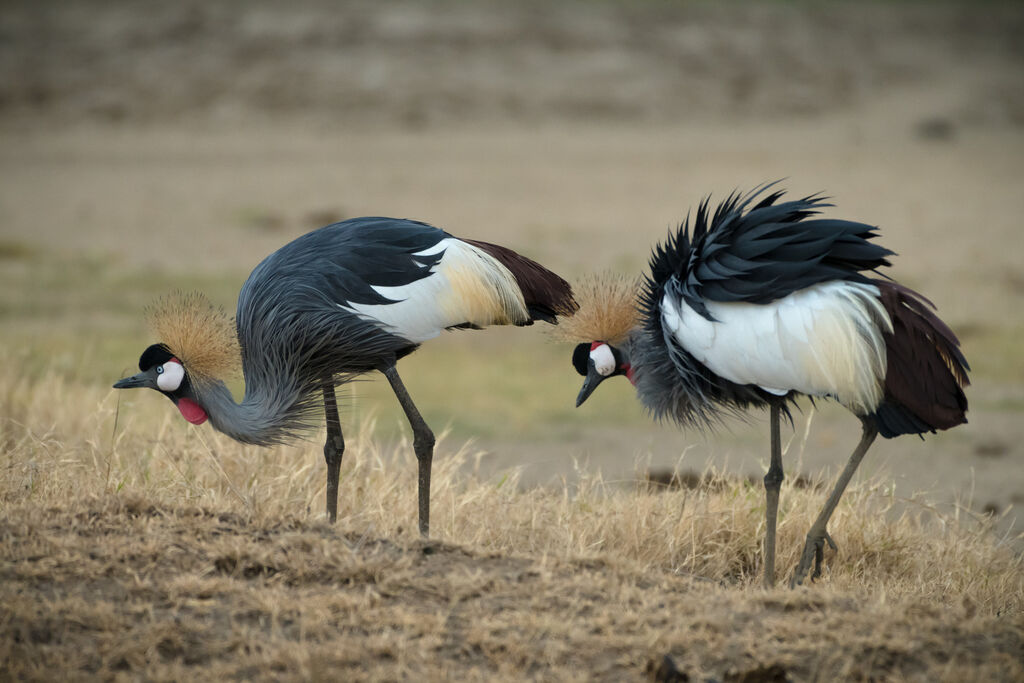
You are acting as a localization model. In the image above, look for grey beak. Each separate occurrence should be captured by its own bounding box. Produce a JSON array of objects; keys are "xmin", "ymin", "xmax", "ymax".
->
[
  {"xmin": 575, "ymin": 363, "xmax": 608, "ymax": 407},
  {"xmin": 113, "ymin": 372, "xmax": 150, "ymax": 390}
]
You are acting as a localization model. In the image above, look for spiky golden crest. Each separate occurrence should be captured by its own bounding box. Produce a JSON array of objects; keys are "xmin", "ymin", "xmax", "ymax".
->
[
  {"xmin": 551, "ymin": 272, "xmax": 641, "ymax": 345},
  {"xmin": 146, "ymin": 292, "xmax": 241, "ymax": 386}
]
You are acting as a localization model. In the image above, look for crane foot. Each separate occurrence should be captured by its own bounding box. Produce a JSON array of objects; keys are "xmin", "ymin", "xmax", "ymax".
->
[{"xmin": 790, "ymin": 528, "xmax": 837, "ymax": 587}]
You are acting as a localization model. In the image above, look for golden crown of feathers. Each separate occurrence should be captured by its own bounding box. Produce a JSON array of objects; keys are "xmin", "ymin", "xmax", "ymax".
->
[
  {"xmin": 551, "ymin": 272, "xmax": 641, "ymax": 345},
  {"xmin": 145, "ymin": 291, "xmax": 241, "ymax": 385}
]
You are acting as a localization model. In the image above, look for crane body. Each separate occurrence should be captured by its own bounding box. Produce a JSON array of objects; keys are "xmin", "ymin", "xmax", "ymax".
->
[
  {"xmin": 115, "ymin": 217, "xmax": 575, "ymax": 535},
  {"xmin": 564, "ymin": 186, "xmax": 969, "ymax": 587}
]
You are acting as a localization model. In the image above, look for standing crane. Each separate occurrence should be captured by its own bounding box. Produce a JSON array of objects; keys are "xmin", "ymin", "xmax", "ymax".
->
[
  {"xmin": 560, "ymin": 185, "xmax": 969, "ymax": 587},
  {"xmin": 114, "ymin": 217, "xmax": 575, "ymax": 536}
]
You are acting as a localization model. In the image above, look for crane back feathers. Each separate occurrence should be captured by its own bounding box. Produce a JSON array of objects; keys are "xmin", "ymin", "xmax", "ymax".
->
[
  {"xmin": 145, "ymin": 292, "xmax": 241, "ymax": 387},
  {"xmin": 873, "ymin": 281, "xmax": 969, "ymax": 437},
  {"xmin": 341, "ymin": 237, "xmax": 577, "ymax": 343},
  {"xmin": 341, "ymin": 238, "xmax": 531, "ymax": 342},
  {"xmin": 464, "ymin": 239, "xmax": 579, "ymax": 323},
  {"xmin": 628, "ymin": 185, "xmax": 969, "ymax": 436},
  {"xmin": 439, "ymin": 240, "xmax": 531, "ymax": 328},
  {"xmin": 343, "ymin": 236, "xmax": 577, "ymax": 342},
  {"xmin": 642, "ymin": 185, "xmax": 895, "ymax": 320}
]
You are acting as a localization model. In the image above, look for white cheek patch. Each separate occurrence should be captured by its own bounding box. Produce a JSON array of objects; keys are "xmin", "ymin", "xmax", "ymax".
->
[
  {"xmin": 590, "ymin": 344, "xmax": 616, "ymax": 377},
  {"xmin": 157, "ymin": 361, "xmax": 185, "ymax": 392}
]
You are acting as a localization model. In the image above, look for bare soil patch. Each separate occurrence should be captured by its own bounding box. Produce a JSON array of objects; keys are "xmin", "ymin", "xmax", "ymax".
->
[{"xmin": 3, "ymin": 495, "xmax": 1022, "ymax": 681}]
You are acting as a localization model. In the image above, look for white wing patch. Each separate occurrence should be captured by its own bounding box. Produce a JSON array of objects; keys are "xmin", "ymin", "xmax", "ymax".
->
[
  {"xmin": 343, "ymin": 238, "xmax": 529, "ymax": 343},
  {"xmin": 664, "ymin": 281, "xmax": 892, "ymax": 414}
]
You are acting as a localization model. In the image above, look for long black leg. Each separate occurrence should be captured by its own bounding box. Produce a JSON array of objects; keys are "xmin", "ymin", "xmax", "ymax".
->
[
  {"xmin": 763, "ymin": 403, "xmax": 784, "ymax": 588},
  {"xmin": 382, "ymin": 364, "xmax": 435, "ymax": 537},
  {"xmin": 322, "ymin": 377, "xmax": 345, "ymax": 523},
  {"xmin": 790, "ymin": 418, "xmax": 878, "ymax": 587}
]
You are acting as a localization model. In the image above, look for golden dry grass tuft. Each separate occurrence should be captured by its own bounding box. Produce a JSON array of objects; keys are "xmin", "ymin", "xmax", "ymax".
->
[{"xmin": 2, "ymin": 360, "xmax": 1022, "ymax": 681}]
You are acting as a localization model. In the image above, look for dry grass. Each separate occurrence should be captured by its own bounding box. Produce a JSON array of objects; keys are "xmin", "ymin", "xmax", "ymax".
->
[{"xmin": 2, "ymin": 359, "xmax": 1022, "ymax": 681}]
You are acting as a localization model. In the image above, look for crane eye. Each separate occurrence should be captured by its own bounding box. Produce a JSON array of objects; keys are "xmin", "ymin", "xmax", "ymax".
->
[{"xmin": 157, "ymin": 361, "xmax": 185, "ymax": 392}]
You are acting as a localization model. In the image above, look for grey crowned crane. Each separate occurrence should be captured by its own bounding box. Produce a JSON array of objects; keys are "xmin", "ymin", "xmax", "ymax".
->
[
  {"xmin": 114, "ymin": 217, "xmax": 576, "ymax": 536},
  {"xmin": 560, "ymin": 186, "xmax": 969, "ymax": 587}
]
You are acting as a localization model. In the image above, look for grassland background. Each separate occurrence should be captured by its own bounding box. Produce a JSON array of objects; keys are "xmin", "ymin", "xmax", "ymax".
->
[{"xmin": 2, "ymin": 1, "xmax": 1023, "ymax": 680}]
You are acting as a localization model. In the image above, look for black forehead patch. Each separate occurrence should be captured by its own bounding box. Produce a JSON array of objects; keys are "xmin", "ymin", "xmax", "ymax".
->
[
  {"xmin": 572, "ymin": 343, "xmax": 591, "ymax": 376},
  {"xmin": 139, "ymin": 343, "xmax": 174, "ymax": 371}
]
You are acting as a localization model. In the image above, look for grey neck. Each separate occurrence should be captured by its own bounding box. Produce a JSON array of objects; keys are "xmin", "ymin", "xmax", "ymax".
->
[{"xmin": 193, "ymin": 380, "xmax": 287, "ymax": 446}]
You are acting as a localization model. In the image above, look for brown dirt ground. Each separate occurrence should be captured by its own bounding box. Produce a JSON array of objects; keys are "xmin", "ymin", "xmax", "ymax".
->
[{"xmin": 2, "ymin": 495, "xmax": 1022, "ymax": 682}]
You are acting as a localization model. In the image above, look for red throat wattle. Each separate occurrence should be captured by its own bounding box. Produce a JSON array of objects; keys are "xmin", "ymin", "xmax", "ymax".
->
[{"xmin": 176, "ymin": 397, "xmax": 208, "ymax": 425}]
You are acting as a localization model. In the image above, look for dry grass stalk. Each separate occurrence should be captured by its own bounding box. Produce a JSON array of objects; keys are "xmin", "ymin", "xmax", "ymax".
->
[{"xmin": 1, "ymin": 359, "xmax": 1021, "ymax": 680}]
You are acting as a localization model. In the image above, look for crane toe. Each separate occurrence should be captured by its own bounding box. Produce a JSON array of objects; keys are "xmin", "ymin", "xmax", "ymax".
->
[{"xmin": 791, "ymin": 528, "xmax": 838, "ymax": 587}]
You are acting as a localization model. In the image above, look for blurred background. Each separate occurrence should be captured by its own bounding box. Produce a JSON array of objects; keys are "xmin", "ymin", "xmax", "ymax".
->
[{"xmin": 1, "ymin": 0, "xmax": 1022, "ymax": 530}]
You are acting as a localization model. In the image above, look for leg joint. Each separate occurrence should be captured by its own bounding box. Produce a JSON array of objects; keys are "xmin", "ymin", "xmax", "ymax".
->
[
  {"xmin": 323, "ymin": 440, "xmax": 345, "ymax": 465},
  {"xmin": 413, "ymin": 430, "xmax": 435, "ymax": 455},
  {"xmin": 763, "ymin": 468, "xmax": 784, "ymax": 489}
]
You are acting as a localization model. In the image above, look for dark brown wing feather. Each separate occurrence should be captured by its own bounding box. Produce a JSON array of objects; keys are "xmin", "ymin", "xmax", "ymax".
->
[
  {"xmin": 464, "ymin": 239, "xmax": 577, "ymax": 323},
  {"xmin": 872, "ymin": 280, "xmax": 969, "ymax": 438}
]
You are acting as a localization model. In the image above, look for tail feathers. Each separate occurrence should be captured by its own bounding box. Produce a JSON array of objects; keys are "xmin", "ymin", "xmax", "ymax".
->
[
  {"xmin": 464, "ymin": 239, "xmax": 577, "ymax": 324},
  {"xmin": 872, "ymin": 281, "xmax": 969, "ymax": 438}
]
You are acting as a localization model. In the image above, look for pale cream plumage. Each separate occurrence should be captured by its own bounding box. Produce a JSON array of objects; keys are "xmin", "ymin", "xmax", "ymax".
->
[
  {"xmin": 666, "ymin": 281, "xmax": 892, "ymax": 414},
  {"xmin": 344, "ymin": 239, "xmax": 530, "ymax": 343},
  {"xmin": 436, "ymin": 240, "xmax": 530, "ymax": 328}
]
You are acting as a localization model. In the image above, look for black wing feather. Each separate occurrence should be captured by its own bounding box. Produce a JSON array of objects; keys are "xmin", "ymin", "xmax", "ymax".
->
[
  {"xmin": 249, "ymin": 217, "xmax": 448, "ymax": 308},
  {"xmin": 647, "ymin": 186, "xmax": 894, "ymax": 320}
]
